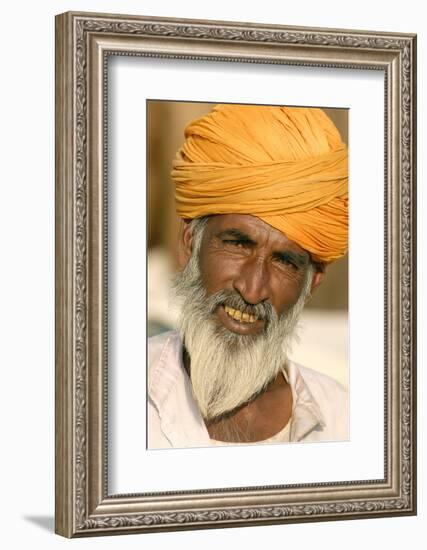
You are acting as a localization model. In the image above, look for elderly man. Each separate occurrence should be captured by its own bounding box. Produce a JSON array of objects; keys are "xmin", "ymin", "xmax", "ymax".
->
[{"xmin": 148, "ymin": 104, "xmax": 348, "ymax": 449}]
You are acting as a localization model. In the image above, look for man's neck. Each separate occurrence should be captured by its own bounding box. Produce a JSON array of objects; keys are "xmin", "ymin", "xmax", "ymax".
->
[{"xmin": 206, "ymin": 371, "xmax": 293, "ymax": 443}]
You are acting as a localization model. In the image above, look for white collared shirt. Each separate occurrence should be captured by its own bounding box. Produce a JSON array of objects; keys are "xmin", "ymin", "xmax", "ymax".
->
[{"xmin": 148, "ymin": 331, "xmax": 349, "ymax": 449}]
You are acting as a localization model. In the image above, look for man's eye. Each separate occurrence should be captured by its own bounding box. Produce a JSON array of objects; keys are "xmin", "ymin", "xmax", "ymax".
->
[
  {"xmin": 223, "ymin": 239, "xmax": 247, "ymax": 247},
  {"xmin": 276, "ymin": 256, "xmax": 298, "ymax": 269}
]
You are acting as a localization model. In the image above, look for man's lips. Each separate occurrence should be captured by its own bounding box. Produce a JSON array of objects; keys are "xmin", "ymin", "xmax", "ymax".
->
[{"xmin": 216, "ymin": 304, "xmax": 265, "ymax": 335}]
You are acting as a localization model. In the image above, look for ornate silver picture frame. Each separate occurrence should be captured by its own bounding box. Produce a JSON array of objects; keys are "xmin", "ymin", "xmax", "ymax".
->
[{"xmin": 55, "ymin": 11, "xmax": 416, "ymax": 537}]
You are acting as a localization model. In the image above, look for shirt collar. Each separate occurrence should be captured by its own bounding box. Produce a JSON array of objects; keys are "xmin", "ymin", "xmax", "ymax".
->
[
  {"xmin": 149, "ymin": 331, "xmax": 325, "ymax": 447},
  {"xmin": 285, "ymin": 361, "xmax": 326, "ymax": 441}
]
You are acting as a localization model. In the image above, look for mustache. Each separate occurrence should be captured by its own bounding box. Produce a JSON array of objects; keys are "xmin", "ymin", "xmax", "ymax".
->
[{"xmin": 205, "ymin": 289, "xmax": 277, "ymax": 323}]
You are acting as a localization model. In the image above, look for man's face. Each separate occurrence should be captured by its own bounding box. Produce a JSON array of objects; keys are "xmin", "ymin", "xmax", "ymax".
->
[
  {"xmin": 174, "ymin": 213, "xmax": 322, "ymax": 421},
  {"xmin": 194, "ymin": 214, "xmax": 313, "ymax": 337}
]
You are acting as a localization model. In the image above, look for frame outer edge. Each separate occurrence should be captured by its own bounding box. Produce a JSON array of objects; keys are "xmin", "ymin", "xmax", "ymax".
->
[
  {"xmin": 408, "ymin": 35, "xmax": 417, "ymax": 513},
  {"xmin": 412, "ymin": 35, "xmax": 417, "ymax": 513},
  {"xmin": 55, "ymin": 12, "xmax": 76, "ymax": 539},
  {"xmin": 60, "ymin": 10, "xmax": 417, "ymax": 40}
]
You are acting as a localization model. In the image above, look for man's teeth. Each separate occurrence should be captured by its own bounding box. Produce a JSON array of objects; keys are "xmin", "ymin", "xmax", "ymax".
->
[{"xmin": 224, "ymin": 306, "xmax": 258, "ymax": 323}]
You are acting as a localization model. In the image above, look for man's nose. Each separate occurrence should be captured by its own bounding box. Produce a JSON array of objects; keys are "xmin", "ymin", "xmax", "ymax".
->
[{"xmin": 233, "ymin": 257, "xmax": 270, "ymax": 305}]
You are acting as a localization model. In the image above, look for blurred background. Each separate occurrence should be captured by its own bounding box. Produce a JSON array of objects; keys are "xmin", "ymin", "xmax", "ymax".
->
[{"xmin": 147, "ymin": 101, "xmax": 348, "ymax": 386}]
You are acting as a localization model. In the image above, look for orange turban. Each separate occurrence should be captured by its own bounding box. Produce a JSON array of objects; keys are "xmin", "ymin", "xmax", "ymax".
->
[{"xmin": 171, "ymin": 104, "xmax": 348, "ymax": 263}]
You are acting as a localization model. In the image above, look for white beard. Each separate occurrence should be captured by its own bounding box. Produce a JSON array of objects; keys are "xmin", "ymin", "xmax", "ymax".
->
[{"xmin": 172, "ymin": 230, "xmax": 312, "ymax": 421}]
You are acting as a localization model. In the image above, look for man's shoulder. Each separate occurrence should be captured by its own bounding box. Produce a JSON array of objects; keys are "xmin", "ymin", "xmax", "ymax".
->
[
  {"xmin": 289, "ymin": 361, "xmax": 349, "ymax": 440},
  {"xmin": 297, "ymin": 362, "xmax": 346, "ymax": 390},
  {"xmin": 291, "ymin": 360, "xmax": 348, "ymax": 404}
]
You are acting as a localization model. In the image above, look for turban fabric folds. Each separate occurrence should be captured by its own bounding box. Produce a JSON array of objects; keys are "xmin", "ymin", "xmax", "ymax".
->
[{"xmin": 171, "ymin": 104, "xmax": 348, "ymax": 263}]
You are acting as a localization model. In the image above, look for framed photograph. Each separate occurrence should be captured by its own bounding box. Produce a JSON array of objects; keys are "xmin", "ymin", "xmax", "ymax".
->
[{"xmin": 55, "ymin": 11, "xmax": 417, "ymax": 537}]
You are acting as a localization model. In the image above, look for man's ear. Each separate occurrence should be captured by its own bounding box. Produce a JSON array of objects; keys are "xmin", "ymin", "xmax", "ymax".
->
[
  {"xmin": 310, "ymin": 262, "xmax": 326, "ymax": 293},
  {"xmin": 177, "ymin": 219, "xmax": 194, "ymax": 269}
]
